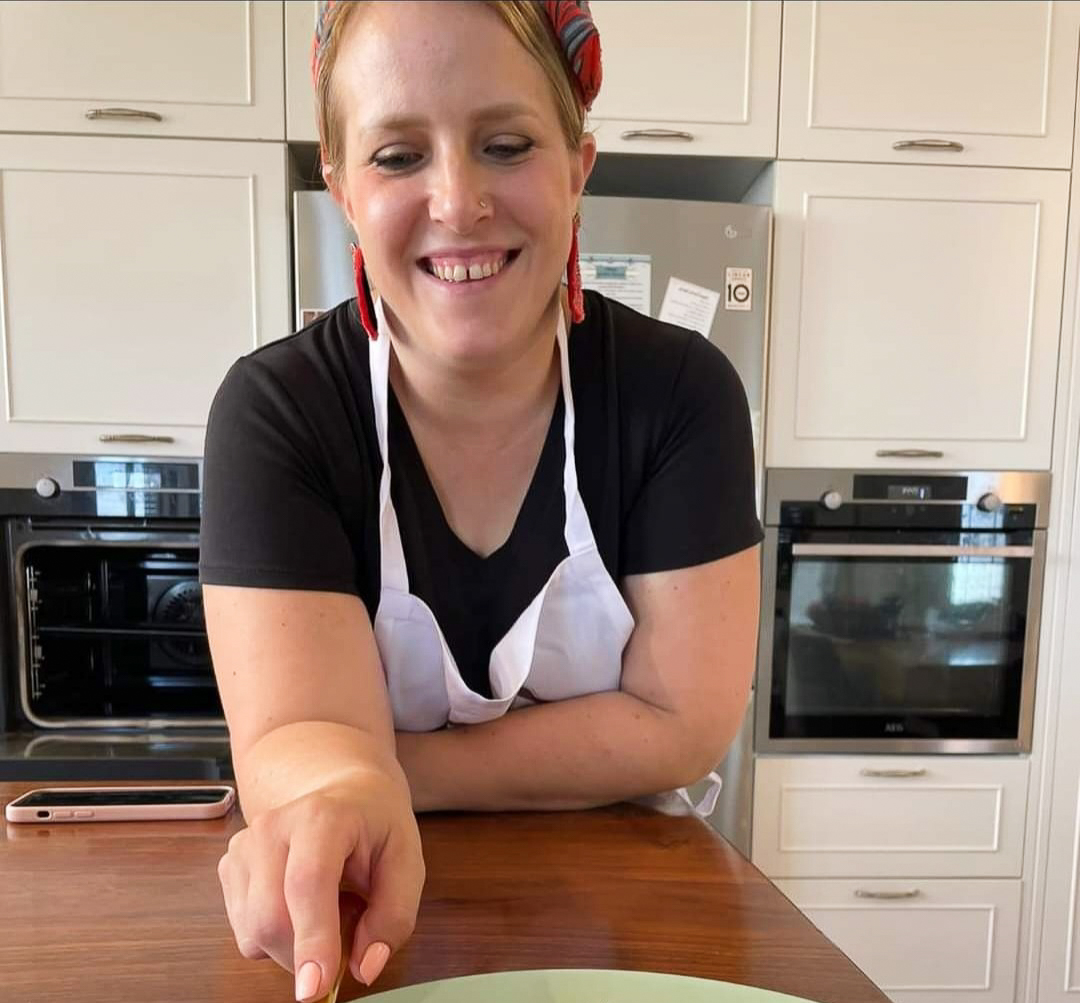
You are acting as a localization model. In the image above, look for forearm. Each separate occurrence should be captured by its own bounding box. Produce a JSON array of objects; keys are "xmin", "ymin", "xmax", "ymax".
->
[
  {"xmin": 235, "ymin": 720, "xmax": 408, "ymax": 822},
  {"xmin": 396, "ymin": 691, "xmax": 717, "ymax": 813}
]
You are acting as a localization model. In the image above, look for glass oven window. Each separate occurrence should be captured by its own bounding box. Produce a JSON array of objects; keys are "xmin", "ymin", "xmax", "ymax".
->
[
  {"xmin": 22, "ymin": 543, "xmax": 219, "ymax": 723},
  {"xmin": 772, "ymin": 533, "xmax": 1030, "ymax": 740}
]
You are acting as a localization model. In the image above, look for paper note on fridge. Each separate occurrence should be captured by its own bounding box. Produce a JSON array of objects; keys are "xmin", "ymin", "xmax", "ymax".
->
[
  {"xmin": 658, "ymin": 277, "xmax": 721, "ymax": 338},
  {"xmin": 578, "ymin": 253, "xmax": 651, "ymax": 315}
]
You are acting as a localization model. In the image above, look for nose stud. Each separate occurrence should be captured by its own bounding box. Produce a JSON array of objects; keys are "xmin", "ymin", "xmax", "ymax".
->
[{"xmin": 478, "ymin": 198, "xmax": 489, "ymax": 209}]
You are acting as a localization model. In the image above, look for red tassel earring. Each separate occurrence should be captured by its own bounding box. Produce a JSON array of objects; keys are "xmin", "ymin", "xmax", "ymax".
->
[
  {"xmin": 351, "ymin": 243, "xmax": 378, "ymax": 340},
  {"xmin": 567, "ymin": 212, "xmax": 585, "ymax": 325}
]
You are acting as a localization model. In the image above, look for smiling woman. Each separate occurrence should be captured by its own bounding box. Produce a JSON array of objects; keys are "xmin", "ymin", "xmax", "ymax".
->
[{"xmin": 198, "ymin": 2, "xmax": 762, "ymax": 1002}]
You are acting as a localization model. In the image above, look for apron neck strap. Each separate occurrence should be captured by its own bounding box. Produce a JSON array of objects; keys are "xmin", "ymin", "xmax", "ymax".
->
[
  {"xmin": 554, "ymin": 308, "xmax": 596, "ymax": 556},
  {"xmin": 368, "ymin": 299, "xmax": 599, "ymax": 595}
]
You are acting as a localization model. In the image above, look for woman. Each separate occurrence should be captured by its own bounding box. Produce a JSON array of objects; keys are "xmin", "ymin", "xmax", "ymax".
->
[{"xmin": 201, "ymin": 1, "xmax": 762, "ymax": 1000}]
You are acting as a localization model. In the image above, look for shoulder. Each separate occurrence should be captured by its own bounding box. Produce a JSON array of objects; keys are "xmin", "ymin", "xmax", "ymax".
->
[
  {"xmin": 236, "ymin": 298, "xmax": 368, "ymax": 392},
  {"xmin": 210, "ymin": 299, "xmax": 369, "ymax": 424}
]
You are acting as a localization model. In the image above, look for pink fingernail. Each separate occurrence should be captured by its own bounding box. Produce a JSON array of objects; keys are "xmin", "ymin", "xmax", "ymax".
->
[
  {"xmin": 358, "ymin": 942, "xmax": 391, "ymax": 986},
  {"xmin": 295, "ymin": 961, "xmax": 323, "ymax": 1002}
]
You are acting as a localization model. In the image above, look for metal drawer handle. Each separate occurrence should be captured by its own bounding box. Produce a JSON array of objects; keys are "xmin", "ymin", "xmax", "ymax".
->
[
  {"xmin": 876, "ymin": 448, "xmax": 945, "ymax": 459},
  {"xmin": 859, "ymin": 768, "xmax": 927, "ymax": 779},
  {"xmin": 98, "ymin": 434, "xmax": 175, "ymax": 444},
  {"xmin": 892, "ymin": 139, "xmax": 964, "ymax": 152},
  {"xmin": 86, "ymin": 107, "xmax": 164, "ymax": 122},
  {"xmin": 620, "ymin": 128, "xmax": 695, "ymax": 142},
  {"xmin": 855, "ymin": 888, "xmax": 921, "ymax": 900}
]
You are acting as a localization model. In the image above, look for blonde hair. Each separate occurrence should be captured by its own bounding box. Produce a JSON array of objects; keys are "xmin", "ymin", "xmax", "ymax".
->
[{"xmin": 315, "ymin": 1, "xmax": 588, "ymax": 182}]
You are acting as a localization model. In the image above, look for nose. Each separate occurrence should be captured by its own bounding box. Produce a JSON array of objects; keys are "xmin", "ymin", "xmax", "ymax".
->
[{"xmin": 428, "ymin": 150, "xmax": 491, "ymax": 234}]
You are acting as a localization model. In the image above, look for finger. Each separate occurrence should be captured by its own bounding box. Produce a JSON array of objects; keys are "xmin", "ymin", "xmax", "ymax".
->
[
  {"xmin": 219, "ymin": 845, "xmax": 269, "ymax": 961},
  {"xmin": 283, "ymin": 825, "xmax": 352, "ymax": 1002},
  {"xmin": 243, "ymin": 822, "xmax": 294, "ymax": 970},
  {"xmin": 348, "ymin": 830, "xmax": 425, "ymax": 986}
]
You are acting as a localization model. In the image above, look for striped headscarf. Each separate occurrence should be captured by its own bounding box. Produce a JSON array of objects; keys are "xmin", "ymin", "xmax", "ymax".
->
[
  {"xmin": 312, "ymin": 1, "xmax": 602, "ymax": 109},
  {"xmin": 542, "ymin": 1, "xmax": 602, "ymax": 110}
]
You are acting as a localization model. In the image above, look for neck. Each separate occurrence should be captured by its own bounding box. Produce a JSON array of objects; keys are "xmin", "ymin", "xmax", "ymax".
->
[{"xmin": 386, "ymin": 296, "xmax": 564, "ymax": 445}]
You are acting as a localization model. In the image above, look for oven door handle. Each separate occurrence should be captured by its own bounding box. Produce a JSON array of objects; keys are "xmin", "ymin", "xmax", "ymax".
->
[{"xmin": 791, "ymin": 543, "xmax": 1035, "ymax": 558}]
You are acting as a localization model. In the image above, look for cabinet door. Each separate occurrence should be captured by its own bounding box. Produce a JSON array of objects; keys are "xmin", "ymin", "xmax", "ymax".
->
[
  {"xmin": 587, "ymin": 1, "xmax": 780, "ymax": 157},
  {"xmin": 286, "ymin": 0, "xmax": 319, "ymax": 143},
  {"xmin": 779, "ymin": 1, "xmax": 1080, "ymax": 168},
  {"xmin": 0, "ymin": 1, "xmax": 284, "ymax": 140},
  {"xmin": 1036, "ymin": 623, "xmax": 1080, "ymax": 1002},
  {"xmin": 0, "ymin": 135, "xmax": 290, "ymax": 456},
  {"xmin": 764, "ymin": 161, "xmax": 1068, "ymax": 470},
  {"xmin": 752, "ymin": 756, "xmax": 1029, "ymax": 878},
  {"xmin": 1035, "ymin": 106, "xmax": 1080, "ymax": 1003},
  {"xmin": 778, "ymin": 878, "xmax": 1022, "ymax": 1003}
]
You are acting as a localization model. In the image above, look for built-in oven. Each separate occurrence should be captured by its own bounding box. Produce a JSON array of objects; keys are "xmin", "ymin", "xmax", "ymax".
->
[
  {"xmin": 0, "ymin": 454, "xmax": 229, "ymax": 780},
  {"xmin": 756, "ymin": 469, "xmax": 1049, "ymax": 754}
]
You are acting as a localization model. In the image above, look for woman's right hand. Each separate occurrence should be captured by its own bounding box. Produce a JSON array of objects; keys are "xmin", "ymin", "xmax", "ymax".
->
[{"xmin": 217, "ymin": 766, "xmax": 425, "ymax": 1001}]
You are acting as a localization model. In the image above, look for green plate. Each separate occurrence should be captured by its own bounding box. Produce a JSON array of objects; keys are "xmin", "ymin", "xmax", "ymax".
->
[{"xmin": 363, "ymin": 970, "xmax": 823, "ymax": 1003}]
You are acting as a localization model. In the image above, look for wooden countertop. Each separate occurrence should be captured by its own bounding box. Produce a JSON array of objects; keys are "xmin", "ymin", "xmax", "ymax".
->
[{"xmin": 0, "ymin": 780, "xmax": 887, "ymax": 1003}]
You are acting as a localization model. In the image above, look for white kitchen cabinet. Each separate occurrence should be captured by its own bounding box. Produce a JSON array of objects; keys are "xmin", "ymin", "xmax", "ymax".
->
[
  {"xmin": 752, "ymin": 756, "xmax": 1029, "ymax": 879},
  {"xmin": 0, "ymin": 134, "xmax": 290, "ymax": 456},
  {"xmin": 0, "ymin": 1, "xmax": 285, "ymax": 140},
  {"xmin": 777, "ymin": 878, "xmax": 1022, "ymax": 1003},
  {"xmin": 286, "ymin": 0, "xmax": 319, "ymax": 143},
  {"xmin": 288, "ymin": 1, "xmax": 783, "ymax": 156},
  {"xmin": 764, "ymin": 161, "xmax": 1069, "ymax": 471},
  {"xmin": 1035, "ymin": 627, "xmax": 1080, "ymax": 1003},
  {"xmin": 579, "ymin": 1, "xmax": 781, "ymax": 157},
  {"xmin": 1032, "ymin": 123, "xmax": 1080, "ymax": 1003},
  {"xmin": 779, "ymin": 1, "xmax": 1080, "ymax": 169}
]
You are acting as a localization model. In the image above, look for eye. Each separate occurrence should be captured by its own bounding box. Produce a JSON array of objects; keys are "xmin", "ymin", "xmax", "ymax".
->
[
  {"xmin": 371, "ymin": 148, "xmax": 423, "ymax": 172},
  {"xmin": 485, "ymin": 138, "xmax": 534, "ymax": 161}
]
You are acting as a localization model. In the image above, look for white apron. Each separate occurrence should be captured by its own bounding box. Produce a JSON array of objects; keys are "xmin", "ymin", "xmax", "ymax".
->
[
  {"xmin": 369, "ymin": 299, "xmax": 721, "ymax": 818},
  {"xmin": 369, "ymin": 297, "xmax": 630, "ymax": 729}
]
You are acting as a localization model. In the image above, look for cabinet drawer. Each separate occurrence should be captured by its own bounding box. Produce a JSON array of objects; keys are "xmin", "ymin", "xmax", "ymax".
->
[
  {"xmin": 775, "ymin": 878, "xmax": 1021, "ymax": 1003},
  {"xmin": 587, "ymin": 0, "xmax": 780, "ymax": 158},
  {"xmin": 752, "ymin": 757, "xmax": 1028, "ymax": 878},
  {"xmin": 778, "ymin": 1, "xmax": 1080, "ymax": 168},
  {"xmin": 0, "ymin": 1, "xmax": 285, "ymax": 140}
]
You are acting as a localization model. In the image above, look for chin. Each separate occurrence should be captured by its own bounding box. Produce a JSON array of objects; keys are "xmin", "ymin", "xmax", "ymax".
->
[{"xmin": 433, "ymin": 319, "xmax": 522, "ymax": 365}]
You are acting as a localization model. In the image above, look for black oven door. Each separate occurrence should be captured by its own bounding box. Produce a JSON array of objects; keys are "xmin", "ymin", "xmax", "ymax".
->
[
  {"xmin": 758, "ymin": 526, "xmax": 1044, "ymax": 752},
  {"xmin": 9, "ymin": 522, "xmax": 220, "ymax": 729}
]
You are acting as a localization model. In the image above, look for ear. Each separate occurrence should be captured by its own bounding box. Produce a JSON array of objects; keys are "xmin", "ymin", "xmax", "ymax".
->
[
  {"xmin": 323, "ymin": 162, "xmax": 360, "ymax": 237},
  {"xmin": 571, "ymin": 132, "xmax": 598, "ymax": 201}
]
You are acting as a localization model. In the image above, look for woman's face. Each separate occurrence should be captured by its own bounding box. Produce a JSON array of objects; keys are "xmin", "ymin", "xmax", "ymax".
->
[{"xmin": 328, "ymin": 1, "xmax": 596, "ymax": 367}]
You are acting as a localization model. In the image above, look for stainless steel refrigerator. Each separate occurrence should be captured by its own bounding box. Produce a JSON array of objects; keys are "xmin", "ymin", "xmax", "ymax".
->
[{"xmin": 292, "ymin": 189, "xmax": 771, "ymax": 855}]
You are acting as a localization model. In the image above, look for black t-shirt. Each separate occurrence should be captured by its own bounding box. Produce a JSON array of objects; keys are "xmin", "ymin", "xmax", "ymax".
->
[{"xmin": 198, "ymin": 290, "xmax": 763, "ymax": 698}]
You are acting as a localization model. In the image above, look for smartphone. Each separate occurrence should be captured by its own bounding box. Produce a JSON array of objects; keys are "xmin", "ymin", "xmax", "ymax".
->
[{"xmin": 5, "ymin": 785, "xmax": 236, "ymax": 823}]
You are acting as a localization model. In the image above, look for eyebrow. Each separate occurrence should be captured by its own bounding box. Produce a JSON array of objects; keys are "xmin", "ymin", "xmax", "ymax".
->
[{"xmin": 363, "ymin": 102, "xmax": 541, "ymax": 133}]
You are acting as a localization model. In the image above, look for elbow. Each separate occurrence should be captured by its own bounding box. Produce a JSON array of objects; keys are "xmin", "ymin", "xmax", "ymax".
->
[
  {"xmin": 662, "ymin": 695, "xmax": 752, "ymax": 791},
  {"xmin": 659, "ymin": 715, "xmax": 736, "ymax": 792},
  {"xmin": 670, "ymin": 745, "xmax": 725, "ymax": 791}
]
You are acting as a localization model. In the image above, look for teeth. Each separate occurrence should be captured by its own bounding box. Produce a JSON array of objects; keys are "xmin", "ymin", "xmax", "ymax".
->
[{"xmin": 427, "ymin": 254, "xmax": 510, "ymax": 283}]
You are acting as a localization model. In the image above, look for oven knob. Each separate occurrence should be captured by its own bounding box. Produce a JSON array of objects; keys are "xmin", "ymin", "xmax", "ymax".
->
[
  {"xmin": 821, "ymin": 490, "xmax": 843, "ymax": 511},
  {"xmin": 34, "ymin": 477, "xmax": 60, "ymax": 499},
  {"xmin": 977, "ymin": 492, "xmax": 1003, "ymax": 513}
]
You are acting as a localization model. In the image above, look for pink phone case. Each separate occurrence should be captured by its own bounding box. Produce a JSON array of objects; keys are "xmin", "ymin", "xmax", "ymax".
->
[{"xmin": 4, "ymin": 785, "xmax": 236, "ymax": 823}]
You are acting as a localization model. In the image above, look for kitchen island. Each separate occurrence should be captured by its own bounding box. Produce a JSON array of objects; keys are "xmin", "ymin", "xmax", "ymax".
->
[{"xmin": 0, "ymin": 781, "xmax": 887, "ymax": 1003}]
